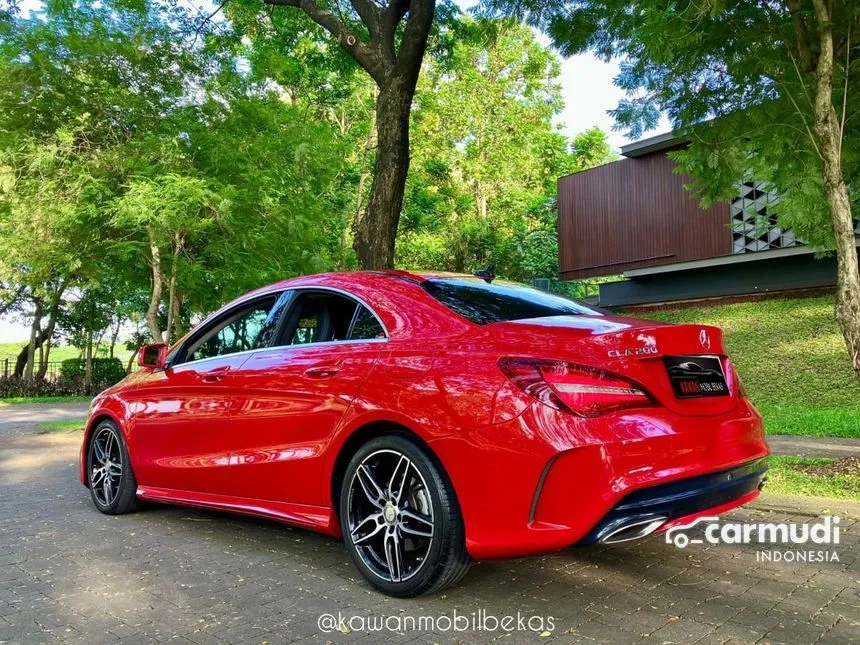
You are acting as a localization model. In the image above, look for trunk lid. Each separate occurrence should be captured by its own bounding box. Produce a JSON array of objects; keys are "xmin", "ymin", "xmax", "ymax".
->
[{"xmin": 491, "ymin": 315, "xmax": 740, "ymax": 417}]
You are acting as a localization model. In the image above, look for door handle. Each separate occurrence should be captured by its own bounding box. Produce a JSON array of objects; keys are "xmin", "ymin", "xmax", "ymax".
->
[
  {"xmin": 202, "ymin": 366, "xmax": 231, "ymax": 383},
  {"xmin": 305, "ymin": 362, "xmax": 341, "ymax": 378}
]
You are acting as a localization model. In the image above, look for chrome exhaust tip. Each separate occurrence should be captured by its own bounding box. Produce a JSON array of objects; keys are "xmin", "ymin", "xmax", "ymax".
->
[{"xmin": 599, "ymin": 517, "xmax": 667, "ymax": 545}]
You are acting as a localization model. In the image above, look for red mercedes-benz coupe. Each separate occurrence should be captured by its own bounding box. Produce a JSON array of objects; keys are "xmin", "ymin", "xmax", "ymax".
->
[{"xmin": 81, "ymin": 271, "xmax": 768, "ymax": 596}]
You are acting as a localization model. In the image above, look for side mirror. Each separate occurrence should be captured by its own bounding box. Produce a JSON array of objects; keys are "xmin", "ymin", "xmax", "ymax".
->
[{"xmin": 137, "ymin": 343, "xmax": 168, "ymax": 369}]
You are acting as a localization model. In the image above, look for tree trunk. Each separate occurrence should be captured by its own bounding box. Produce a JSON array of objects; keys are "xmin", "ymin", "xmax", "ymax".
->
[
  {"xmin": 36, "ymin": 304, "xmax": 60, "ymax": 379},
  {"xmin": 811, "ymin": 0, "xmax": 860, "ymax": 378},
  {"xmin": 172, "ymin": 292, "xmax": 183, "ymax": 341},
  {"xmin": 24, "ymin": 298, "xmax": 43, "ymax": 380},
  {"xmin": 85, "ymin": 328, "xmax": 93, "ymax": 387},
  {"xmin": 15, "ymin": 324, "xmax": 52, "ymax": 378},
  {"xmin": 353, "ymin": 82, "xmax": 413, "ymax": 269},
  {"xmin": 267, "ymin": 0, "xmax": 435, "ymax": 270},
  {"xmin": 165, "ymin": 272, "xmax": 176, "ymax": 345},
  {"xmin": 146, "ymin": 229, "xmax": 164, "ymax": 344},
  {"xmin": 109, "ymin": 319, "xmax": 120, "ymax": 359}
]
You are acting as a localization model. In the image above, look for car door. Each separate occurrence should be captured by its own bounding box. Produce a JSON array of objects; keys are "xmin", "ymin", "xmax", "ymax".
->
[
  {"xmin": 127, "ymin": 293, "xmax": 283, "ymax": 495},
  {"xmin": 224, "ymin": 288, "xmax": 387, "ymax": 504}
]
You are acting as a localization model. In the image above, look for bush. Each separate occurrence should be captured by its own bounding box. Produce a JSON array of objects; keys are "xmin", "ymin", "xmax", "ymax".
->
[
  {"xmin": 0, "ymin": 376, "xmax": 110, "ymax": 398},
  {"xmin": 60, "ymin": 357, "xmax": 126, "ymax": 384}
]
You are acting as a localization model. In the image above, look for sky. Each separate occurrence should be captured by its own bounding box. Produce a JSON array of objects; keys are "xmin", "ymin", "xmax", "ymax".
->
[{"xmin": 0, "ymin": 0, "xmax": 665, "ymax": 343}]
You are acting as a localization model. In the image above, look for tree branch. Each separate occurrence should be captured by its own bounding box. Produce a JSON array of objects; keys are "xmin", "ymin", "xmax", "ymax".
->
[
  {"xmin": 786, "ymin": 0, "xmax": 814, "ymax": 72},
  {"xmin": 839, "ymin": 21, "xmax": 850, "ymax": 158},
  {"xmin": 350, "ymin": 0, "xmax": 382, "ymax": 37},
  {"xmin": 381, "ymin": 0, "xmax": 411, "ymax": 60},
  {"xmin": 393, "ymin": 0, "xmax": 434, "ymax": 82},
  {"xmin": 192, "ymin": 0, "xmax": 230, "ymax": 46},
  {"xmin": 265, "ymin": 0, "xmax": 386, "ymax": 83}
]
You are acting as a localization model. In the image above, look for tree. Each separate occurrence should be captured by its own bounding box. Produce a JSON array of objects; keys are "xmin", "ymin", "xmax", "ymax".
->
[
  {"xmin": 481, "ymin": 0, "xmax": 860, "ymax": 378},
  {"xmin": 397, "ymin": 19, "xmax": 613, "ymax": 277},
  {"xmin": 263, "ymin": 0, "xmax": 438, "ymax": 269}
]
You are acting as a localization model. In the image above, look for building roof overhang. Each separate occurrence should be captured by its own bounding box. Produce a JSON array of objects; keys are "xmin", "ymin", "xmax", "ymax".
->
[
  {"xmin": 620, "ymin": 131, "xmax": 689, "ymax": 158},
  {"xmin": 622, "ymin": 239, "xmax": 860, "ymax": 278}
]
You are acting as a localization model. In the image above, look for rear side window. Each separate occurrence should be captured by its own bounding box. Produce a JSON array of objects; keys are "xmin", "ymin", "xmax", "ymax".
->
[
  {"xmin": 349, "ymin": 306, "xmax": 385, "ymax": 340},
  {"xmin": 422, "ymin": 278, "xmax": 599, "ymax": 325},
  {"xmin": 282, "ymin": 292, "xmax": 357, "ymax": 345}
]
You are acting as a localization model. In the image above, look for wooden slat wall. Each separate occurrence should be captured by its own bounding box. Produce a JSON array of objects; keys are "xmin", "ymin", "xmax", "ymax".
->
[{"xmin": 558, "ymin": 152, "xmax": 730, "ymax": 280}]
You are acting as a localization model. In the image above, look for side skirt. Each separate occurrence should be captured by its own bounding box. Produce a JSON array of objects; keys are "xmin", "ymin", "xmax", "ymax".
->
[{"xmin": 136, "ymin": 485, "xmax": 341, "ymax": 537}]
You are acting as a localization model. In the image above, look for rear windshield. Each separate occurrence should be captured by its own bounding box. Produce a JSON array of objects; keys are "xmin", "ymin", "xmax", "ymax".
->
[{"xmin": 421, "ymin": 278, "xmax": 600, "ymax": 325}]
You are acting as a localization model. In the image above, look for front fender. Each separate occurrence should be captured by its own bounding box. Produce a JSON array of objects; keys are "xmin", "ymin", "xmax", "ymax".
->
[{"xmin": 79, "ymin": 396, "xmax": 133, "ymax": 487}]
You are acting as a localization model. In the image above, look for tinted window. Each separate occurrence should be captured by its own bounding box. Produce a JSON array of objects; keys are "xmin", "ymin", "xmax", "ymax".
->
[
  {"xmin": 254, "ymin": 292, "xmax": 292, "ymax": 349},
  {"xmin": 422, "ymin": 278, "xmax": 599, "ymax": 325},
  {"xmin": 281, "ymin": 292, "xmax": 358, "ymax": 346},
  {"xmin": 186, "ymin": 296, "xmax": 277, "ymax": 362},
  {"xmin": 349, "ymin": 306, "xmax": 385, "ymax": 340}
]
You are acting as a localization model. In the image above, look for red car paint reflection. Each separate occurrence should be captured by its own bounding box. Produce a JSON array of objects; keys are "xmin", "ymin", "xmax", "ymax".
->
[{"xmin": 81, "ymin": 270, "xmax": 768, "ymax": 559}]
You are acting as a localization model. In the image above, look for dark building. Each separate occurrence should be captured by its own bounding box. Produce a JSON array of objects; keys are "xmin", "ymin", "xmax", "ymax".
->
[{"xmin": 558, "ymin": 131, "xmax": 860, "ymax": 307}]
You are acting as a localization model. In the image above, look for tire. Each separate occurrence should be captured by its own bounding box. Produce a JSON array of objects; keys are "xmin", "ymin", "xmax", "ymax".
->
[
  {"xmin": 86, "ymin": 420, "xmax": 139, "ymax": 515},
  {"xmin": 339, "ymin": 435, "xmax": 471, "ymax": 597}
]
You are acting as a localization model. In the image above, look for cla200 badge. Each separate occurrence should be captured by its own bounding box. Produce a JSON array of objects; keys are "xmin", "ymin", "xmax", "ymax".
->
[{"xmin": 608, "ymin": 346, "xmax": 659, "ymax": 358}]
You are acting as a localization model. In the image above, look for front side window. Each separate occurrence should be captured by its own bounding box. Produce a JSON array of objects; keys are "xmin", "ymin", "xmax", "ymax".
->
[
  {"xmin": 185, "ymin": 296, "xmax": 278, "ymax": 362},
  {"xmin": 422, "ymin": 278, "xmax": 600, "ymax": 325}
]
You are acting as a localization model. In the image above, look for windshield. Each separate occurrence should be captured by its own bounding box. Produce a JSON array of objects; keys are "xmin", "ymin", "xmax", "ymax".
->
[{"xmin": 421, "ymin": 278, "xmax": 601, "ymax": 325}]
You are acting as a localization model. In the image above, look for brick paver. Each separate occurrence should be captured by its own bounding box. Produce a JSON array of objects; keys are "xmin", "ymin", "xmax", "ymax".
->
[{"xmin": 0, "ymin": 426, "xmax": 858, "ymax": 644}]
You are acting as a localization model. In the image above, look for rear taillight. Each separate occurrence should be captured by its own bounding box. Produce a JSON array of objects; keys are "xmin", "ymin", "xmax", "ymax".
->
[
  {"xmin": 498, "ymin": 358, "xmax": 653, "ymax": 417},
  {"xmin": 727, "ymin": 359, "xmax": 746, "ymax": 397}
]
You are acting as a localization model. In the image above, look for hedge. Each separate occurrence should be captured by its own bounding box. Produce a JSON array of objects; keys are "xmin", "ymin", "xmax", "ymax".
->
[{"xmin": 60, "ymin": 357, "xmax": 126, "ymax": 384}]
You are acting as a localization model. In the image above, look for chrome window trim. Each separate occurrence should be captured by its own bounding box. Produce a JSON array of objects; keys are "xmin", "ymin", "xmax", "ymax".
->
[
  {"xmin": 170, "ymin": 284, "xmax": 389, "ymax": 370},
  {"xmin": 172, "ymin": 336, "xmax": 389, "ymax": 370}
]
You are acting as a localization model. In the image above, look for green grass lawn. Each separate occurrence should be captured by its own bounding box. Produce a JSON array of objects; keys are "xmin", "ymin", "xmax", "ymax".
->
[
  {"xmin": 636, "ymin": 294, "xmax": 860, "ymax": 438},
  {"xmin": 0, "ymin": 342, "xmax": 133, "ymax": 365},
  {"xmin": 766, "ymin": 456, "xmax": 860, "ymax": 501},
  {"xmin": 34, "ymin": 419, "xmax": 86, "ymax": 433},
  {"xmin": 0, "ymin": 396, "xmax": 92, "ymax": 405}
]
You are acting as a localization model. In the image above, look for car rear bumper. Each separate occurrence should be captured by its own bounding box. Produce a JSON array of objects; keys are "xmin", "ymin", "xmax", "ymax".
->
[
  {"xmin": 577, "ymin": 457, "xmax": 768, "ymax": 545},
  {"xmin": 430, "ymin": 397, "xmax": 769, "ymax": 560}
]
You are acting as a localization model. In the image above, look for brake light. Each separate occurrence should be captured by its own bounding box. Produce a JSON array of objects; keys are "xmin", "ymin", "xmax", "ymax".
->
[
  {"xmin": 498, "ymin": 358, "xmax": 653, "ymax": 417},
  {"xmin": 727, "ymin": 359, "xmax": 746, "ymax": 397}
]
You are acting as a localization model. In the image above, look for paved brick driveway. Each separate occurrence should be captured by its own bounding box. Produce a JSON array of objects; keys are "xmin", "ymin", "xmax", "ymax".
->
[{"xmin": 1, "ymin": 423, "xmax": 858, "ymax": 644}]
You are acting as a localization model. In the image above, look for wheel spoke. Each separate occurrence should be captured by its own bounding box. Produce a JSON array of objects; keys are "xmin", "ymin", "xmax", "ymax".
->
[
  {"xmin": 108, "ymin": 463, "xmax": 122, "ymax": 478},
  {"xmin": 387, "ymin": 455, "xmax": 411, "ymax": 504},
  {"xmin": 350, "ymin": 513, "xmax": 385, "ymax": 545},
  {"xmin": 93, "ymin": 438, "xmax": 106, "ymax": 463},
  {"xmin": 384, "ymin": 529, "xmax": 403, "ymax": 582},
  {"xmin": 103, "ymin": 475, "xmax": 113, "ymax": 504},
  {"xmin": 91, "ymin": 467, "xmax": 105, "ymax": 487},
  {"xmin": 104, "ymin": 432, "xmax": 115, "ymax": 461},
  {"xmin": 356, "ymin": 465, "xmax": 385, "ymax": 508},
  {"xmin": 399, "ymin": 509, "xmax": 434, "ymax": 538}
]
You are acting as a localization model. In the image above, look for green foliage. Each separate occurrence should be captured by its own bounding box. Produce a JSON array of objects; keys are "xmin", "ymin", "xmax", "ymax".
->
[
  {"xmin": 398, "ymin": 18, "xmax": 614, "ymax": 277},
  {"xmin": 0, "ymin": 0, "xmax": 617, "ymax": 380},
  {"xmin": 637, "ymin": 295, "xmax": 860, "ymax": 437},
  {"xmin": 479, "ymin": 0, "xmax": 860, "ymax": 248},
  {"xmin": 59, "ymin": 357, "xmax": 126, "ymax": 384}
]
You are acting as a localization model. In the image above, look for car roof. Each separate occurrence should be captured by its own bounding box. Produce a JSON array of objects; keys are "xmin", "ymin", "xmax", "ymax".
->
[{"xmin": 259, "ymin": 270, "xmax": 473, "ymax": 292}]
